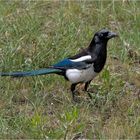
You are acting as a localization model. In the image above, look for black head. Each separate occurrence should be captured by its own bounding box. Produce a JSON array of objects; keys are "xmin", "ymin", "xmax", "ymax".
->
[{"xmin": 94, "ymin": 29, "xmax": 118, "ymax": 43}]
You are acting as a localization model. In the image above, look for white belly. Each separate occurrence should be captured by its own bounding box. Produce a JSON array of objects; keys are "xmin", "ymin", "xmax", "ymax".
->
[{"xmin": 66, "ymin": 64, "xmax": 98, "ymax": 84}]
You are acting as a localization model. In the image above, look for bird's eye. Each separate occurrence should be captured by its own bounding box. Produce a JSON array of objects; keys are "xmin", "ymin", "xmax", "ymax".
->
[{"xmin": 100, "ymin": 33, "xmax": 103, "ymax": 37}]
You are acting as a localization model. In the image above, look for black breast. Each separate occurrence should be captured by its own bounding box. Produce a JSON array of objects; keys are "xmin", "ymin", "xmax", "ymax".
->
[{"xmin": 93, "ymin": 47, "xmax": 107, "ymax": 73}]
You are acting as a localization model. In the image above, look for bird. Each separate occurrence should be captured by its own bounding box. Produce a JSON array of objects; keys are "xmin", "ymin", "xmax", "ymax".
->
[{"xmin": 0, "ymin": 29, "xmax": 118, "ymax": 101}]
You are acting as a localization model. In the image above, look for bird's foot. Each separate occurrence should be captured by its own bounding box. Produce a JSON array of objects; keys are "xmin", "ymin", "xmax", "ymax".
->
[
  {"xmin": 72, "ymin": 97, "xmax": 81, "ymax": 103},
  {"xmin": 87, "ymin": 92, "xmax": 92, "ymax": 99}
]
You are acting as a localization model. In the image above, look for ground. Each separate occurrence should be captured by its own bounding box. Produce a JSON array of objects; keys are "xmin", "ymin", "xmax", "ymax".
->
[{"xmin": 0, "ymin": 1, "xmax": 140, "ymax": 139}]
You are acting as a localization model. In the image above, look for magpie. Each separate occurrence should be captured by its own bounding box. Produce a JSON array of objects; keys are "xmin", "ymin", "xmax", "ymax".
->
[{"xmin": 0, "ymin": 29, "xmax": 118, "ymax": 101}]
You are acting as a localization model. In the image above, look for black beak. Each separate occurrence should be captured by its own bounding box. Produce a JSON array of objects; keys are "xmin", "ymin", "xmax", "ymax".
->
[{"xmin": 107, "ymin": 31, "xmax": 118, "ymax": 39}]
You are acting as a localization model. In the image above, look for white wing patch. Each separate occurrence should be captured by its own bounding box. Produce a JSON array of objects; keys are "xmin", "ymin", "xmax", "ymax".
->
[
  {"xmin": 70, "ymin": 55, "xmax": 92, "ymax": 62},
  {"xmin": 66, "ymin": 64, "xmax": 98, "ymax": 84}
]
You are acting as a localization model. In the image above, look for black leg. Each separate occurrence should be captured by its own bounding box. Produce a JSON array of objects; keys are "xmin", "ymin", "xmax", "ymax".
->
[
  {"xmin": 71, "ymin": 84, "xmax": 77, "ymax": 101},
  {"xmin": 84, "ymin": 81, "xmax": 92, "ymax": 99},
  {"xmin": 84, "ymin": 80, "xmax": 91, "ymax": 91}
]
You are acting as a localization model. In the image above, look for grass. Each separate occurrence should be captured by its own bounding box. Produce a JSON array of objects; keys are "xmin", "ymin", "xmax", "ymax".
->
[{"xmin": 0, "ymin": 0, "xmax": 140, "ymax": 139}]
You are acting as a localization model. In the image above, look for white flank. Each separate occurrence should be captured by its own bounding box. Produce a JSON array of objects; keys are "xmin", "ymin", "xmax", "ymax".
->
[
  {"xmin": 66, "ymin": 64, "xmax": 98, "ymax": 84},
  {"xmin": 70, "ymin": 55, "xmax": 92, "ymax": 62}
]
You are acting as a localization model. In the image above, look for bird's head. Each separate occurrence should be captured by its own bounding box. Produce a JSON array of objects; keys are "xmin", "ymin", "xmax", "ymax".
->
[{"xmin": 94, "ymin": 28, "xmax": 118, "ymax": 43}]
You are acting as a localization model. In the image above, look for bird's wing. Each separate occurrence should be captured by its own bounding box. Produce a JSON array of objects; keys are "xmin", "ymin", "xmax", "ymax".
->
[{"xmin": 52, "ymin": 56, "xmax": 97, "ymax": 70}]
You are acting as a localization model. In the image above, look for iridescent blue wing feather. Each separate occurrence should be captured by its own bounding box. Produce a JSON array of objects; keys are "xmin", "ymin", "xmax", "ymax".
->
[{"xmin": 53, "ymin": 59, "xmax": 90, "ymax": 70}]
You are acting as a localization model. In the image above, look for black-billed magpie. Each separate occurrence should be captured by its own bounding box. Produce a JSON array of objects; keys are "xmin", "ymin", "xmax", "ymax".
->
[{"xmin": 0, "ymin": 29, "xmax": 118, "ymax": 101}]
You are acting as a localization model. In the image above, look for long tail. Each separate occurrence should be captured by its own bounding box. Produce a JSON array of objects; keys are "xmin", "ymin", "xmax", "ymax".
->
[{"xmin": 0, "ymin": 68, "xmax": 62, "ymax": 77}]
